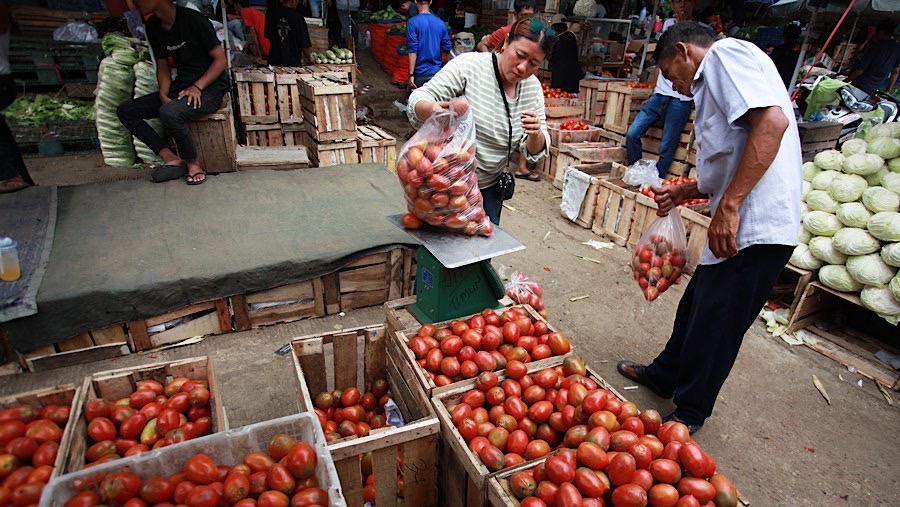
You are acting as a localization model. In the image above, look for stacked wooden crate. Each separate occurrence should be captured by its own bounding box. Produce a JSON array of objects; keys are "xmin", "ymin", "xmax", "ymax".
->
[
  {"xmin": 233, "ymin": 67, "xmax": 282, "ymax": 146},
  {"xmin": 356, "ymin": 125, "xmax": 397, "ymax": 171},
  {"xmin": 603, "ymin": 82, "xmax": 654, "ymax": 134},
  {"xmin": 578, "ymin": 79, "xmax": 629, "ymax": 126},
  {"xmin": 798, "ymin": 121, "xmax": 842, "ymax": 162},
  {"xmin": 638, "ymin": 111, "xmax": 696, "ymax": 178},
  {"xmin": 300, "ymin": 73, "xmax": 359, "ymax": 167}
]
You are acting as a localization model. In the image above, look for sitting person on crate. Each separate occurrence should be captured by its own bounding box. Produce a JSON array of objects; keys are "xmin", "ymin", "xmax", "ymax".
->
[{"xmin": 117, "ymin": 0, "xmax": 229, "ymax": 185}]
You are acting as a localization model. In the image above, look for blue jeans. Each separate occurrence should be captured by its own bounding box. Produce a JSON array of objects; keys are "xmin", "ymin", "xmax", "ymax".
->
[
  {"xmin": 481, "ymin": 183, "xmax": 503, "ymax": 225},
  {"xmin": 309, "ymin": 0, "xmax": 323, "ymax": 18},
  {"xmin": 626, "ymin": 94, "xmax": 693, "ymax": 178},
  {"xmin": 227, "ymin": 19, "xmax": 245, "ymax": 42}
]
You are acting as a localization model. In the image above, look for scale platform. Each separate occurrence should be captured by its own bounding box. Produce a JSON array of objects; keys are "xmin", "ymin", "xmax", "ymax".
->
[{"xmin": 387, "ymin": 214, "xmax": 526, "ymax": 323}]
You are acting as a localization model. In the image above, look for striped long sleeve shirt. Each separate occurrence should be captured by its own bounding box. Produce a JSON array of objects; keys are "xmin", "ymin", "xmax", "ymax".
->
[{"xmin": 408, "ymin": 52, "xmax": 550, "ymax": 188}]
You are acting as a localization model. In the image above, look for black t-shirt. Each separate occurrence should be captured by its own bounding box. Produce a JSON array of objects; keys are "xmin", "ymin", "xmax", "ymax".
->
[
  {"xmin": 146, "ymin": 7, "xmax": 228, "ymax": 91},
  {"xmin": 551, "ymin": 31, "xmax": 583, "ymax": 93},
  {"xmin": 265, "ymin": 4, "xmax": 311, "ymax": 67}
]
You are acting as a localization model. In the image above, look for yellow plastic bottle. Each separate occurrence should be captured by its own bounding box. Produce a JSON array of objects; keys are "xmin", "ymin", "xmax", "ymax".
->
[{"xmin": 0, "ymin": 237, "xmax": 21, "ymax": 282}]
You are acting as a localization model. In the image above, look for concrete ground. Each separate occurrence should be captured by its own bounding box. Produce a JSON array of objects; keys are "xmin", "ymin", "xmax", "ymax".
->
[{"xmin": 4, "ymin": 50, "xmax": 899, "ymax": 506}]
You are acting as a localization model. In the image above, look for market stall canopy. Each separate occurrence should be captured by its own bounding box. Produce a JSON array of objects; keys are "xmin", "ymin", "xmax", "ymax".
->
[{"xmin": 765, "ymin": 0, "xmax": 900, "ymax": 17}]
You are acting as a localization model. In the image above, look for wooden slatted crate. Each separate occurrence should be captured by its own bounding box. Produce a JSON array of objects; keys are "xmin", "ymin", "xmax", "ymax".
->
[
  {"xmin": 603, "ymin": 83, "xmax": 654, "ymax": 134},
  {"xmin": 244, "ymin": 124, "xmax": 285, "ymax": 147},
  {"xmin": 553, "ymin": 141, "xmax": 627, "ymax": 189},
  {"xmin": 292, "ymin": 326, "xmax": 439, "ymax": 507},
  {"xmin": 1, "ymin": 384, "xmax": 84, "ymax": 480},
  {"xmin": 232, "ymin": 278, "xmax": 326, "ymax": 329},
  {"xmin": 188, "ymin": 95, "xmax": 237, "ymax": 173},
  {"xmin": 591, "ymin": 178, "xmax": 657, "ymax": 247},
  {"xmin": 299, "ymin": 74, "xmax": 357, "ymax": 142},
  {"xmin": 536, "ymin": 145, "xmax": 559, "ymax": 183},
  {"xmin": 680, "ymin": 205, "xmax": 711, "ymax": 275},
  {"xmin": 309, "ymin": 139, "xmax": 359, "ymax": 167},
  {"xmin": 356, "ymin": 125, "xmax": 397, "ymax": 171},
  {"xmin": 560, "ymin": 162, "xmax": 628, "ymax": 228},
  {"xmin": 433, "ymin": 361, "xmax": 625, "ymax": 507},
  {"xmin": 232, "ymin": 67, "xmax": 278, "ymax": 124},
  {"xmin": 578, "ymin": 79, "xmax": 632, "ymax": 126},
  {"xmin": 126, "ymin": 299, "xmax": 232, "ymax": 352},
  {"xmin": 66, "ymin": 356, "xmax": 227, "ymax": 473},
  {"xmin": 272, "ymin": 67, "xmax": 305, "ymax": 124},
  {"xmin": 17, "ymin": 324, "xmax": 131, "ymax": 373}
]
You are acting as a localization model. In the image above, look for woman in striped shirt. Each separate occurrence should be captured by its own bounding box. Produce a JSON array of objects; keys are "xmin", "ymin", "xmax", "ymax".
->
[{"xmin": 407, "ymin": 16, "xmax": 556, "ymax": 225}]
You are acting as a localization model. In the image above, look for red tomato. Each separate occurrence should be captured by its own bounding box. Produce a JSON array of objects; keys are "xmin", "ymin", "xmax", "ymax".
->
[
  {"xmin": 100, "ymin": 472, "xmax": 142, "ymax": 505},
  {"xmin": 184, "ymin": 455, "xmax": 219, "ymax": 485},
  {"xmin": 86, "ymin": 417, "xmax": 116, "ymax": 443},
  {"xmin": 139, "ymin": 476, "xmax": 175, "ymax": 504}
]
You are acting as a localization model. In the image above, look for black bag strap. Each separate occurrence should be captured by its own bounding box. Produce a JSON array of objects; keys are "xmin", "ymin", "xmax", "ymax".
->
[{"xmin": 492, "ymin": 52, "xmax": 513, "ymax": 171}]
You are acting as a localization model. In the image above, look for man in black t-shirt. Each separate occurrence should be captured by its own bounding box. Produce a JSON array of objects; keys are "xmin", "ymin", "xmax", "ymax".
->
[
  {"xmin": 266, "ymin": 0, "xmax": 312, "ymax": 66},
  {"xmin": 117, "ymin": 0, "xmax": 228, "ymax": 185}
]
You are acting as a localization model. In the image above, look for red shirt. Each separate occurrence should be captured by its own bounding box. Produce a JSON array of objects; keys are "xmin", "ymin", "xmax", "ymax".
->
[
  {"xmin": 242, "ymin": 7, "xmax": 270, "ymax": 57},
  {"xmin": 483, "ymin": 25, "xmax": 511, "ymax": 50}
]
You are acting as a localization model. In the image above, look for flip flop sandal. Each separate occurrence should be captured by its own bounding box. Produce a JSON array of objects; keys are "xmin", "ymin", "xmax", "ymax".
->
[
  {"xmin": 186, "ymin": 170, "xmax": 207, "ymax": 186},
  {"xmin": 616, "ymin": 360, "xmax": 674, "ymax": 398},
  {"xmin": 0, "ymin": 179, "xmax": 30, "ymax": 194},
  {"xmin": 151, "ymin": 165, "xmax": 187, "ymax": 183},
  {"xmin": 515, "ymin": 172, "xmax": 542, "ymax": 182}
]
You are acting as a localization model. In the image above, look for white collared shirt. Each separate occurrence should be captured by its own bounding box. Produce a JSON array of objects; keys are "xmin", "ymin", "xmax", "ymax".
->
[{"xmin": 691, "ymin": 38, "xmax": 802, "ymax": 265}]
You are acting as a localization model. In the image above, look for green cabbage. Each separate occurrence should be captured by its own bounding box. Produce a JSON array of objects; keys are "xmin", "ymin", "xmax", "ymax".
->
[
  {"xmin": 798, "ymin": 226, "xmax": 812, "ymax": 244},
  {"xmin": 808, "ymin": 236, "xmax": 848, "ymax": 264},
  {"xmin": 867, "ymin": 137, "xmax": 900, "ymax": 160},
  {"xmin": 831, "ymin": 228, "xmax": 881, "ymax": 256},
  {"xmin": 890, "ymin": 157, "xmax": 900, "ymax": 173},
  {"xmin": 866, "ymin": 212, "xmax": 900, "ymax": 242},
  {"xmin": 846, "ymin": 253, "xmax": 897, "ymax": 287},
  {"xmin": 802, "ymin": 180, "xmax": 811, "ymax": 199},
  {"xmin": 802, "ymin": 161, "xmax": 820, "ymax": 182},
  {"xmin": 862, "ymin": 186, "xmax": 900, "ymax": 213},
  {"xmin": 882, "ymin": 172, "xmax": 900, "ymax": 194},
  {"xmin": 860, "ymin": 287, "xmax": 900, "ymax": 324},
  {"xmin": 801, "ymin": 202, "xmax": 810, "ymax": 221},
  {"xmin": 828, "ymin": 174, "xmax": 867, "ymax": 202},
  {"xmin": 789, "ymin": 244, "xmax": 825, "ymax": 270},
  {"xmin": 819, "ymin": 265, "xmax": 864, "ymax": 293},
  {"xmin": 867, "ymin": 123, "xmax": 897, "ymax": 141},
  {"xmin": 814, "ymin": 150, "xmax": 844, "ymax": 171},
  {"xmin": 111, "ymin": 48, "xmax": 140, "ymax": 66},
  {"xmin": 811, "ymin": 169, "xmax": 839, "ymax": 190},
  {"xmin": 865, "ymin": 166, "xmax": 889, "ymax": 186},
  {"xmin": 843, "ymin": 153, "xmax": 884, "ymax": 176},
  {"xmin": 842, "ymin": 138, "xmax": 868, "ymax": 156},
  {"xmin": 836, "ymin": 202, "xmax": 872, "ymax": 228},
  {"xmin": 805, "ymin": 190, "xmax": 840, "ymax": 212},
  {"xmin": 803, "ymin": 210, "xmax": 843, "ymax": 236},
  {"xmin": 891, "ymin": 273, "xmax": 900, "ymax": 302},
  {"xmin": 102, "ymin": 32, "xmax": 132, "ymax": 55},
  {"xmin": 882, "ymin": 243, "xmax": 900, "ymax": 267}
]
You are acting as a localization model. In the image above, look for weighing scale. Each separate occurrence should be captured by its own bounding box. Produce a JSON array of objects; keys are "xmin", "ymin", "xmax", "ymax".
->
[{"xmin": 387, "ymin": 214, "xmax": 526, "ymax": 323}]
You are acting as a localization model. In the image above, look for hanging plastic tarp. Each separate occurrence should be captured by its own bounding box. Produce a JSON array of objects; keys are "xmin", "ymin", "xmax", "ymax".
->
[{"xmin": 767, "ymin": 0, "xmax": 899, "ymax": 17}]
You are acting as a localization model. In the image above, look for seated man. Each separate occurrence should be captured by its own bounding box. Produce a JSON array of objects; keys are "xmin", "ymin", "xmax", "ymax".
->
[{"xmin": 118, "ymin": 0, "xmax": 228, "ymax": 185}]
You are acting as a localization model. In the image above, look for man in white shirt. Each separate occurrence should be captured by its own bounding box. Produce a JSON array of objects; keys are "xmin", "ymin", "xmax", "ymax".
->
[{"xmin": 617, "ymin": 22, "xmax": 801, "ymax": 434}]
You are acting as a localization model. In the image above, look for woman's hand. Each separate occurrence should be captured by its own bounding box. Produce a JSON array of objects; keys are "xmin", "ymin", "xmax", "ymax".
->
[
  {"xmin": 177, "ymin": 85, "xmax": 202, "ymax": 109},
  {"xmin": 521, "ymin": 111, "xmax": 541, "ymax": 137}
]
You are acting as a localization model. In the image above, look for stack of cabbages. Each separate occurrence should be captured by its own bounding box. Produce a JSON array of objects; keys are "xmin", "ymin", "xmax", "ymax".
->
[{"xmin": 790, "ymin": 123, "xmax": 900, "ymax": 324}]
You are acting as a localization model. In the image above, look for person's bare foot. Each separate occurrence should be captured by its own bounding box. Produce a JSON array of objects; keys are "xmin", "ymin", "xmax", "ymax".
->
[
  {"xmin": 0, "ymin": 176, "xmax": 31, "ymax": 194},
  {"xmin": 186, "ymin": 163, "xmax": 206, "ymax": 185}
]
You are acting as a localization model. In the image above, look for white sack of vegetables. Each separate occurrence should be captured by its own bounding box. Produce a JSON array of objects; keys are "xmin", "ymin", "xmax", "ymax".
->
[
  {"xmin": 819, "ymin": 265, "xmax": 864, "ymax": 293},
  {"xmin": 828, "ymin": 173, "xmax": 867, "ymax": 202},
  {"xmin": 862, "ymin": 186, "xmax": 900, "ymax": 213},
  {"xmin": 95, "ymin": 57, "xmax": 136, "ymax": 167},
  {"xmin": 860, "ymin": 286, "xmax": 900, "ymax": 324},
  {"xmin": 836, "ymin": 202, "xmax": 871, "ymax": 228},
  {"xmin": 846, "ymin": 253, "xmax": 897, "ymax": 287},
  {"xmin": 843, "ymin": 153, "xmax": 884, "ymax": 176},
  {"xmin": 866, "ymin": 211, "xmax": 900, "ymax": 242},
  {"xmin": 803, "ymin": 210, "xmax": 842, "ymax": 237},
  {"xmin": 808, "ymin": 236, "xmax": 848, "ymax": 265},
  {"xmin": 881, "ymin": 243, "xmax": 900, "ymax": 267},
  {"xmin": 789, "ymin": 243, "xmax": 825, "ymax": 270},
  {"xmin": 831, "ymin": 228, "xmax": 881, "ymax": 256},
  {"xmin": 813, "ymin": 150, "xmax": 844, "ymax": 171}
]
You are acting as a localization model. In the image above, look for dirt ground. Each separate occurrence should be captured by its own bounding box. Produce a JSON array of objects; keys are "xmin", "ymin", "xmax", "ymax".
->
[{"xmin": 7, "ymin": 50, "xmax": 900, "ymax": 506}]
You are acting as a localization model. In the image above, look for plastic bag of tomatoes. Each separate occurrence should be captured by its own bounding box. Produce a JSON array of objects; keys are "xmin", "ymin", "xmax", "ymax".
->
[
  {"xmin": 504, "ymin": 271, "xmax": 545, "ymax": 312},
  {"xmin": 631, "ymin": 212, "xmax": 688, "ymax": 301},
  {"xmin": 397, "ymin": 96, "xmax": 493, "ymax": 236}
]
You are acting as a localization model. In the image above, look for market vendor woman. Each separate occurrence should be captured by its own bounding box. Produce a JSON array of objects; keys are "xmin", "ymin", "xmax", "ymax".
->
[
  {"xmin": 407, "ymin": 16, "xmax": 555, "ymax": 224},
  {"xmin": 117, "ymin": 0, "xmax": 229, "ymax": 185}
]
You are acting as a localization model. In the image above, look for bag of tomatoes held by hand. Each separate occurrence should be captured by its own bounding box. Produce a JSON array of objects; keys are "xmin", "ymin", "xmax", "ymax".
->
[
  {"xmin": 397, "ymin": 97, "xmax": 493, "ymax": 236},
  {"xmin": 504, "ymin": 271, "xmax": 545, "ymax": 311},
  {"xmin": 631, "ymin": 212, "xmax": 688, "ymax": 301}
]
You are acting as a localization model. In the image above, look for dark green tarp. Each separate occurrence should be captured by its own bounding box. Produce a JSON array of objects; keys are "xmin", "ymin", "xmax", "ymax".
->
[{"xmin": 5, "ymin": 164, "xmax": 416, "ymax": 351}]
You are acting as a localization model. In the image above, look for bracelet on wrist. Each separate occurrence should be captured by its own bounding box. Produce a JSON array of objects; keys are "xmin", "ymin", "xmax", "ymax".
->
[{"xmin": 192, "ymin": 84, "xmax": 202, "ymax": 92}]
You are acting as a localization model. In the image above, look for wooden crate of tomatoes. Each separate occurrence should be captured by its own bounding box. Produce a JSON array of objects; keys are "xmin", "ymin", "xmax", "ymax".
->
[
  {"xmin": 389, "ymin": 305, "xmax": 572, "ymax": 400},
  {"xmin": 432, "ymin": 355, "xmax": 627, "ymax": 507},
  {"xmin": 65, "ymin": 356, "xmax": 227, "ymax": 473},
  {"xmin": 0, "ymin": 384, "xmax": 83, "ymax": 504},
  {"xmin": 41, "ymin": 412, "xmax": 345, "ymax": 507},
  {"xmin": 547, "ymin": 121, "xmax": 602, "ymax": 148},
  {"xmin": 232, "ymin": 67, "xmax": 279, "ymax": 125},
  {"xmin": 291, "ymin": 325, "xmax": 440, "ymax": 507}
]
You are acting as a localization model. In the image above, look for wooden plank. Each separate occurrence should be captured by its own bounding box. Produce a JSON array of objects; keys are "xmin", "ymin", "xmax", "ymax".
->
[
  {"xmin": 91, "ymin": 324, "xmax": 128, "ymax": 345},
  {"xmin": 214, "ymin": 299, "xmax": 231, "ymax": 332},
  {"xmin": 56, "ymin": 333, "xmax": 94, "ymax": 352},
  {"xmin": 801, "ymin": 330, "xmax": 899, "ymax": 391},
  {"xmin": 364, "ymin": 328, "xmax": 387, "ymax": 391},
  {"xmin": 373, "ymin": 445, "xmax": 398, "ymax": 507},
  {"xmin": 295, "ymin": 337, "xmax": 328, "ymax": 401},
  {"xmin": 231, "ymin": 293, "xmax": 252, "ymax": 331},
  {"xmin": 402, "ymin": 434, "xmax": 439, "ymax": 506},
  {"xmin": 332, "ymin": 331, "xmax": 359, "ymax": 391},
  {"xmin": 26, "ymin": 343, "xmax": 130, "ymax": 373},
  {"xmin": 322, "ymin": 272, "xmax": 341, "ymax": 314},
  {"xmin": 340, "ymin": 263, "xmax": 388, "ymax": 293},
  {"xmin": 340, "ymin": 289, "xmax": 387, "ymax": 312},
  {"xmin": 145, "ymin": 301, "xmax": 215, "ymax": 327},
  {"xmin": 387, "ymin": 249, "xmax": 403, "ymax": 301},
  {"xmin": 149, "ymin": 312, "xmax": 220, "ymax": 348},
  {"xmin": 335, "ymin": 457, "xmax": 365, "ymax": 506},
  {"xmin": 247, "ymin": 280, "xmax": 315, "ymax": 304},
  {"xmin": 126, "ymin": 319, "xmax": 153, "ymax": 352}
]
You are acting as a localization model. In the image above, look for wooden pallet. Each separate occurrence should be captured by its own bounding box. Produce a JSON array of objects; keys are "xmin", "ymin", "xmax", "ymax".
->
[
  {"xmin": 299, "ymin": 74, "xmax": 357, "ymax": 142},
  {"xmin": 66, "ymin": 356, "xmax": 227, "ymax": 473},
  {"xmin": 357, "ymin": 125, "xmax": 397, "ymax": 172},
  {"xmin": 188, "ymin": 95, "xmax": 237, "ymax": 173},
  {"xmin": 309, "ymin": 138, "xmax": 360, "ymax": 167},
  {"xmin": 603, "ymin": 83, "xmax": 653, "ymax": 134},
  {"xmin": 292, "ymin": 326, "xmax": 439, "ymax": 507},
  {"xmin": 232, "ymin": 248, "xmax": 414, "ymax": 330},
  {"xmin": 560, "ymin": 162, "xmax": 628, "ymax": 229},
  {"xmin": 591, "ymin": 178, "xmax": 657, "ymax": 247},
  {"xmin": 127, "ymin": 299, "xmax": 232, "ymax": 352},
  {"xmin": 17, "ymin": 324, "xmax": 131, "ymax": 373},
  {"xmin": 235, "ymin": 145, "xmax": 310, "ymax": 171},
  {"xmin": 232, "ymin": 67, "xmax": 278, "ymax": 124},
  {"xmin": 434, "ymin": 362, "xmax": 626, "ymax": 507},
  {"xmin": 786, "ymin": 282, "xmax": 900, "ymax": 391},
  {"xmin": 0, "ymin": 383, "xmax": 84, "ymax": 480}
]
